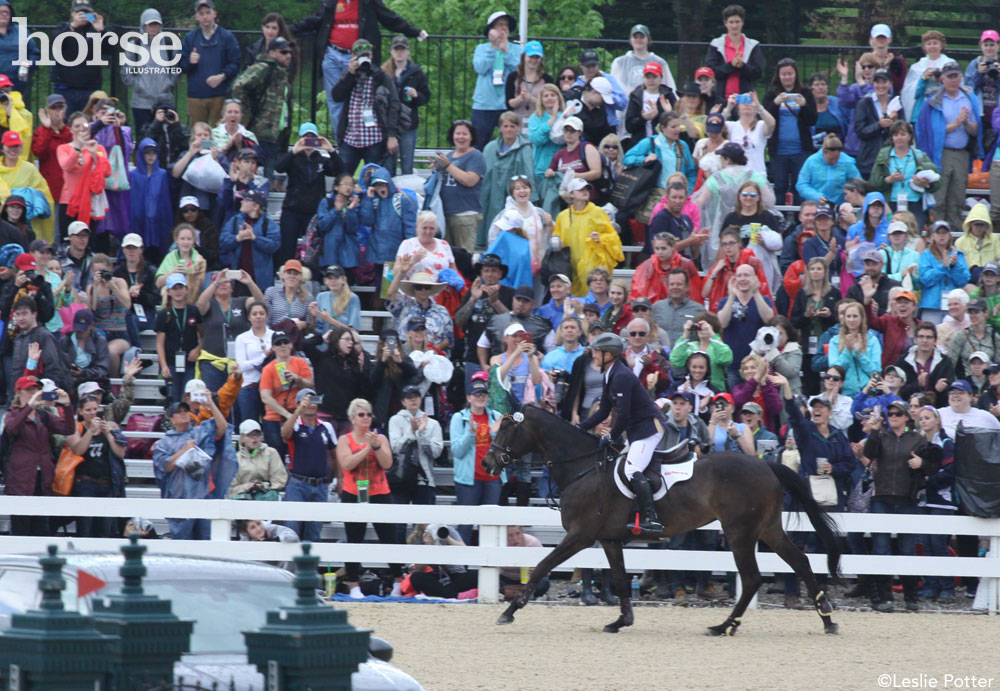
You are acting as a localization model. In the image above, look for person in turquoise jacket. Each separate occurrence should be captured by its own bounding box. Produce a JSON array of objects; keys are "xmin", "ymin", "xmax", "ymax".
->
[
  {"xmin": 527, "ymin": 84, "xmax": 564, "ymax": 176},
  {"xmin": 827, "ymin": 301, "xmax": 882, "ymax": 397},
  {"xmin": 450, "ymin": 378, "xmax": 505, "ymax": 544},
  {"xmin": 471, "ymin": 11, "xmax": 523, "ymax": 150},
  {"xmin": 622, "ymin": 112, "xmax": 696, "ymax": 191},
  {"xmin": 795, "ymin": 133, "xmax": 862, "ymax": 205},
  {"xmin": 917, "ymin": 221, "xmax": 972, "ymax": 317},
  {"xmin": 847, "ymin": 191, "xmax": 890, "ymax": 248}
]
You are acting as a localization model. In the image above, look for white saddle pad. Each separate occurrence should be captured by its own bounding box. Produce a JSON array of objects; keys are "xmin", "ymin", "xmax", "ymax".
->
[{"xmin": 613, "ymin": 455, "xmax": 696, "ymax": 501}]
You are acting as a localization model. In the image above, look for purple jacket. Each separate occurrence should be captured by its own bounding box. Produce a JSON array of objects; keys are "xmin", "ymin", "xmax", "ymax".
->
[
  {"xmin": 732, "ymin": 377, "xmax": 782, "ymax": 433},
  {"xmin": 91, "ymin": 122, "xmax": 133, "ymax": 238},
  {"xmin": 3, "ymin": 404, "xmax": 75, "ymax": 496}
]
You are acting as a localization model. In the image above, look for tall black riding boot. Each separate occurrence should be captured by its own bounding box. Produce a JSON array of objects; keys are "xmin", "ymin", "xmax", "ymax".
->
[
  {"xmin": 579, "ymin": 568, "xmax": 597, "ymax": 605},
  {"xmin": 902, "ymin": 576, "xmax": 920, "ymax": 611},
  {"xmin": 628, "ymin": 473, "xmax": 664, "ymax": 534},
  {"xmin": 599, "ymin": 569, "xmax": 616, "ymax": 605},
  {"xmin": 873, "ymin": 576, "xmax": 894, "ymax": 612}
]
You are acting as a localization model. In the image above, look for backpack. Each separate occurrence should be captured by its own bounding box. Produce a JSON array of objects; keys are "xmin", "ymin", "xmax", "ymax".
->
[
  {"xmin": 593, "ymin": 150, "xmax": 616, "ymax": 204},
  {"xmin": 387, "ymin": 437, "xmax": 425, "ymax": 489},
  {"xmin": 125, "ymin": 413, "xmax": 164, "ymax": 460},
  {"xmin": 296, "ymin": 214, "xmax": 323, "ymax": 266}
]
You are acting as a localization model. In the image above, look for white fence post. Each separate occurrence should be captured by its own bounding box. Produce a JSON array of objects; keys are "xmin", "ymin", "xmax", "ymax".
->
[
  {"xmin": 989, "ymin": 536, "xmax": 1000, "ymax": 616},
  {"xmin": 477, "ymin": 523, "xmax": 503, "ymax": 604},
  {"xmin": 210, "ymin": 517, "xmax": 230, "ymax": 542}
]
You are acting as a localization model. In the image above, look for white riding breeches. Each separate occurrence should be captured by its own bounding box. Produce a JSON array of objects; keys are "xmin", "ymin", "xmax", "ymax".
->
[{"xmin": 624, "ymin": 429, "xmax": 664, "ymax": 478}]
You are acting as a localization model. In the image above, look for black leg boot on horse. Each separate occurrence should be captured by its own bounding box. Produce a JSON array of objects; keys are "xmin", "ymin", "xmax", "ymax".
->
[{"xmin": 628, "ymin": 473, "xmax": 663, "ymax": 535}]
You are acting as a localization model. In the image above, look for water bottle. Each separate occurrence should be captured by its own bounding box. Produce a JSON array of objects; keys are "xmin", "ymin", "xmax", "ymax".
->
[{"xmin": 630, "ymin": 575, "xmax": 640, "ymax": 600}]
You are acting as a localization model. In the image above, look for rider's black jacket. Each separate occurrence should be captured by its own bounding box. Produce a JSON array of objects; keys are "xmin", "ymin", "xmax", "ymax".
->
[{"xmin": 580, "ymin": 358, "xmax": 665, "ymax": 442}]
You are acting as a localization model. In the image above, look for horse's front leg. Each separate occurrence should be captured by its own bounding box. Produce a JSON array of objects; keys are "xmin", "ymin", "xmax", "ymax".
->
[
  {"xmin": 497, "ymin": 534, "xmax": 592, "ymax": 625},
  {"xmin": 599, "ymin": 540, "xmax": 633, "ymax": 633}
]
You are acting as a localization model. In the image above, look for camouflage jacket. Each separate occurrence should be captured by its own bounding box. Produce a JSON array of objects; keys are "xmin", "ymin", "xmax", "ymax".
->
[{"xmin": 231, "ymin": 54, "xmax": 289, "ymax": 143}]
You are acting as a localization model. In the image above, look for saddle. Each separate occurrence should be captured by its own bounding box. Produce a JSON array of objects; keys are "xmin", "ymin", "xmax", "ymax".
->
[{"xmin": 612, "ymin": 438, "xmax": 697, "ymax": 496}]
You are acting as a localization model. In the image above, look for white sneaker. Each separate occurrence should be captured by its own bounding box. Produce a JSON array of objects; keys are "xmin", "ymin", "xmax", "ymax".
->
[
  {"xmin": 349, "ymin": 586, "xmax": 365, "ymax": 599},
  {"xmin": 390, "ymin": 583, "xmax": 402, "ymax": 597}
]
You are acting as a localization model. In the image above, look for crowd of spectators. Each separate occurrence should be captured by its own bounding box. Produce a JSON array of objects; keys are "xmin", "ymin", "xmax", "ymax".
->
[{"xmin": 1, "ymin": 2, "xmax": 998, "ymax": 607}]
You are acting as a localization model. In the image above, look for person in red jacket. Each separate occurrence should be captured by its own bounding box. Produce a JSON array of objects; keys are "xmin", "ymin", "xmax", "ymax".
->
[
  {"xmin": 629, "ymin": 231, "xmax": 702, "ymax": 303},
  {"xmin": 30, "ymin": 95, "xmax": 72, "ymax": 206},
  {"xmin": 863, "ymin": 284, "xmax": 919, "ymax": 368},
  {"xmin": 702, "ymin": 225, "xmax": 772, "ymax": 310}
]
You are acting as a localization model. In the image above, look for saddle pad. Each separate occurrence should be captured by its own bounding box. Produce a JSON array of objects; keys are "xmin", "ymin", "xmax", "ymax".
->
[{"xmin": 613, "ymin": 456, "xmax": 695, "ymax": 501}]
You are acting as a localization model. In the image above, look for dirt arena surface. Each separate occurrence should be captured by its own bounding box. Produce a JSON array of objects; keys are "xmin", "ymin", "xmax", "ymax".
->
[{"xmin": 342, "ymin": 602, "xmax": 998, "ymax": 690}]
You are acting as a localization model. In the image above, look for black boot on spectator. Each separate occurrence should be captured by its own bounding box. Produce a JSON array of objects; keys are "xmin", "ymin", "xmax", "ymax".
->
[
  {"xmin": 843, "ymin": 575, "xmax": 867, "ymax": 598},
  {"xmin": 872, "ymin": 577, "xmax": 894, "ymax": 612},
  {"xmin": 599, "ymin": 569, "xmax": 616, "ymax": 605},
  {"xmin": 902, "ymin": 576, "xmax": 919, "ymax": 612},
  {"xmin": 579, "ymin": 569, "xmax": 598, "ymax": 606},
  {"xmin": 515, "ymin": 480, "xmax": 532, "ymax": 507}
]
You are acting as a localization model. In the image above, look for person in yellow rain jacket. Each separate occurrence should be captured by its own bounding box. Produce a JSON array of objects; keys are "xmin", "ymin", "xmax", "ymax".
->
[
  {"xmin": 0, "ymin": 76, "xmax": 32, "ymax": 162},
  {"xmin": 552, "ymin": 177, "xmax": 624, "ymax": 297},
  {"xmin": 955, "ymin": 202, "xmax": 1000, "ymax": 279},
  {"xmin": 0, "ymin": 130, "xmax": 54, "ymax": 243}
]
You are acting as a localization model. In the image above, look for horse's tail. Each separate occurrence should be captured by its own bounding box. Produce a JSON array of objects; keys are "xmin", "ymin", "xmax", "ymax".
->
[{"xmin": 768, "ymin": 462, "xmax": 843, "ymax": 580}]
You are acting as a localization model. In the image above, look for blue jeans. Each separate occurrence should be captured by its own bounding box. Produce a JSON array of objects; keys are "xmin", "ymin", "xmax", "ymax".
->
[
  {"xmin": 262, "ymin": 419, "xmax": 286, "ymax": 462},
  {"xmin": 339, "ymin": 141, "xmax": 387, "ymax": 176},
  {"xmin": 394, "ymin": 128, "xmax": 418, "ymax": 175},
  {"xmin": 167, "ymin": 364, "xmax": 195, "ymax": 406},
  {"xmin": 322, "ymin": 46, "xmax": 352, "ymax": 135},
  {"xmin": 237, "ymin": 383, "xmax": 262, "ymax": 426},
  {"xmin": 470, "ymin": 109, "xmax": 504, "ymax": 150},
  {"xmin": 199, "ymin": 361, "xmax": 228, "ymax": 395},
  {"xmin": 284, "ymin": 476, "xmax": 330, "ymax": 542},
  {"xmin": 454, "ymin": 479, "xmax": 503, "ymax": 545},
  {"xmin": 870, "ymin": 499, "xmax": 921, "ymax": 557},
  {"xmin": 921, "ymin": 506, "xmax": 956, "ymax": 593},
  {"xmin": 168, "ymin": 516, "xmax": 210, "ymax": 540},
  {"xmin": 769, "ymin": 152, "xmax": 809, "ymax": 205}
]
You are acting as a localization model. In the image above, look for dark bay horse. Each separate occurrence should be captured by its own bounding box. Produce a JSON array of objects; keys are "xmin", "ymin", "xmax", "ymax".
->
[{"xmin": 483, "ymin": 406, "xmax": 840, "ymax": 636}]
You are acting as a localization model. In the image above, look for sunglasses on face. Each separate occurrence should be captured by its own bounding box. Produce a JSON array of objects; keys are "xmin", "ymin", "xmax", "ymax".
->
[
  {"xmin": 355, "ymin": 411, "xmax": 373, "ymax": 418},
  {"xmin": 887, "ymin": 410, "xmax": 907, "ymax": 417},
  {"xmin": 720, "ymin": 240, "xmax": 738, "ymax": 247},
  {"xmin": 560, "ymin": 75, "xmax": 576, "ymax": 81},
  {"xmin": 632, "ymin": 305, "xmax": 650, "ymax": 312},
  {"xmin": 740, "ymin": 191, "xmax": 759, "ymax": 198},
  {"xmin": 820, "ymin": 374, "xmax": 842, "ymax": 382},
  {"xmin": 628, "ymin": 331, "xmax": 648, "ymax": 337}
]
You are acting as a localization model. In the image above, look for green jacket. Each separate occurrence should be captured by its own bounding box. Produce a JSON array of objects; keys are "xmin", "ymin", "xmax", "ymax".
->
[
  {"xmin": 231, "ymin": 55, "xmax": 289, "ymax": 143},
  {"xmin": 668, "ymin": 335, "xmax": 733, "ymax": 391},
  {"xmin": 867, "ymin": 145, "xmax": 942, "ymax": 197},
  {"xmin": 478, "ymin": 133, "xmax": 534, "ymax": 246}
]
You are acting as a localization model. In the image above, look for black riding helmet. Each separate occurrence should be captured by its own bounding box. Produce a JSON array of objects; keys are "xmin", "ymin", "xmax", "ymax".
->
[{"xmin": 589, "ymin": 332, "xmax": 625, "ymax": 358}]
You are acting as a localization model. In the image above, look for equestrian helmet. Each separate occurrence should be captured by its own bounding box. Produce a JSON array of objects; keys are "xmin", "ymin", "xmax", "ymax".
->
[{"xmin": 589, "ymin": 333, "xmax": 625, "ymax": 357}]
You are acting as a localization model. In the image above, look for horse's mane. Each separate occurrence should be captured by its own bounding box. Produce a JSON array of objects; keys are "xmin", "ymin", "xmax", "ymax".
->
[{"xmin": 523, "ymin": 404, "xmax": 600, "ymax": 447}]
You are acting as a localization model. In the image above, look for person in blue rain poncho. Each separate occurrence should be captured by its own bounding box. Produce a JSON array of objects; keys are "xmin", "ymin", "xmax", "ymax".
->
[{"xmin": 128, "ymin": 138, "xmax": 174, "ymax": 255}]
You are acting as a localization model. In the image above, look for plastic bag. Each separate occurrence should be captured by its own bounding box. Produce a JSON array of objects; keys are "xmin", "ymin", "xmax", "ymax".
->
[{"xmin": 182, "ymin": 152, "xmax": 227, "ymax": 195}]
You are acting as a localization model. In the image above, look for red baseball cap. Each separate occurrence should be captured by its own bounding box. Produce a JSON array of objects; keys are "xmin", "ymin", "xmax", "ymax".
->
[
  {"xmin": 14, "ymin": 375, "xmax": 40, "ymax": 392},
  {"xmin": 643, "ymin": 62, "xmax": 663, "ymax": 77},
  {"xmin": 712, "ymin": 392, "xmax": 735, "ymax": 406},
  {"xmin": 0, "ymin": 75, "xmax": 12, "ymax": 90},
  {"xmin": 14, "ymin": 253, "xmax": 36, "ymax": 272},
  {"xmin": 695, "ymin": 66, "xmax": 715, "ymax": 80},
  {"xmin": 1, "ymin": 130, "xmax": 22, "ymax": 147}
]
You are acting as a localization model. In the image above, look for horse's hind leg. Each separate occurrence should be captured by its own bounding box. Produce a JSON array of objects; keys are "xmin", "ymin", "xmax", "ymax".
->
[
  {"xmin": 762, "ymin": 523, "xmax": 838, "ymax": 634},
  {"xmin": 708, "ymin": 532, "xmax": 761, "ymax": 637},
  {"xmin": 497, "ymin": 534, "xmax": 590, "ymax": 626},
  {"xmin": 599, "ymin": 540, "xmax": 633, "ymax": 633}
]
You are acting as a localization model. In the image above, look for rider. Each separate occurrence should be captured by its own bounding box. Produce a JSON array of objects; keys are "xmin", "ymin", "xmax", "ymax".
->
[{"xmin": 579, "ymin": 332, "xmax": 667, "ymax": 533}]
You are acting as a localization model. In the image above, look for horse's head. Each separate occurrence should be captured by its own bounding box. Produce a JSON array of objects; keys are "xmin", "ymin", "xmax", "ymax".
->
[{"xmin": 483, "ymin": 411, "xmax": 534, "ymax": 475}]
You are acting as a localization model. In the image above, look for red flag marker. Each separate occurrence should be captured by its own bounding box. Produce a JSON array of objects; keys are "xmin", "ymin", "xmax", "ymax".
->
[{"xmin": 77, "ymin": 569, "xmax": 106, "ymax": 598}]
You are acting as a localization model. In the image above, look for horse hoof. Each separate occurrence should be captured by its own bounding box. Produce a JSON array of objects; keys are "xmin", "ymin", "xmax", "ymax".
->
[
  {"xmin": 824, "ymin": 623, "xmax": 839, "ymax": 635},
  {"xmin": 496, "ymin": 614, "xmax": 514, "ymax": 625},
  {"xmin": 602, "ymin": 624, "xmax": 620, "ymax": 633},
  {"xmin": 706, "ymin": 624, "xmax": 727, "ymax": 636}
]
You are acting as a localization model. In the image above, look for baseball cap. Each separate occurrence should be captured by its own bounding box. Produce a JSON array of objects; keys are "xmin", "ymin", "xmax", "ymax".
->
[
  {"xmin": 400, "ymin": 384, "xmax": 421, "ymax": 399},
  {"xmin": 695, "ymin": 66, "xmax": 715, "ymax": 80},
  {"xmin": 968, "ymin": 298, "xmax": 988, "ymax": 312},
  {"xmin": 14, "ymin": 375, "xmax": 40, "ymax": 392},
  {"xmin": 566, "ymin": 177, "xmax": 591, "ymax": 193},
  {"xmin": 716, "ymin": 141, "xmax": 744, "ymax": 160},
  {"xmin": 524, "ymin": 40, "xmax": 543, "ymax": 58},
  {"xmin": 814, "ymin": 203, "xmax": 835, "ymax": 219},
  {"xmin": 513, "ymin": 285, "xmax": 535, "ymax": 301},
  {"xmin": 630, "ymin": 24, "xmax": 651, "ymax": 37},
  {"xmin": 643, "ymin": 62, "xmax": 663, "ymax": 77},
  {"xmin": 669, "ymin": 390, "xmax": 696, "ymax": 406},
  {"xmin": 239, "ymin": 419, "xmax": 262, "ymax": 435},
  {"xmin": 369, "ymin": 172, "xmax": 391, "ymax": 184},
  {"xmin": 184, "ymin": 378, "xmax": 208, "ymax": 395},
  {"xmin": 78, "ymin": 381, "xmax": 102, "ymax": 398},
  {"xmin": 549, "ymin": 273, "xmax": 571, "ymax": 286},
  {"xmin": 872, "ymin": 68, "xmax": 891, "ymax": 82},
  {"xmin": 391, "ymin": 34, "xmax": 410, "ymax": 50},
  {"xmin": 587, "ymin": 321, "xmax": 607, "ymax": 334},
  {"xmin": 72, "ymin": 309, "xmax": 95, "ymax": 331},
  {"xmin": 121, "ymin": 233, "xmax": 143, "ymax": 248},
  {"xmin": 861, "ymin": 248, "xmax": 885, "ymax": 263},
  {"xmin": 406, "ymin": 318, "xmax": 426, "ymax": 331},
  {"xmin": 13, "ymin": 253, "xmax": 35, "ymax": 272},
  {"xmin": 870, "ymin": 24, "xmax": 892, "ymax": 38},
  {"xmin": 970, "ymin": 350, "xmax": 991, "ymax": 363},
  {"xmin": 579, "ymin": 49, "xmax": 599, "ymax": 66},
  {"xmin": 296, "ymin": 388, "xmax": 318, "ymax": 404},
  {"xmin": 142, "ymin": 9, "xmax": 163, "ymax": 25},
  {"xmin": 713, "ymin": 393, "xmax": 735, "ymax": 406},
  {"xmin": 45, "ymin": 94, "xmax": 67, "ymax": 108},
  {"xmin": 808, "ymin": 395, "xmax": 833, "ymax": 409},
  {"xmin": 887, "ymin": 400, "xmax": 910, "ymax": 414},
  {"xmin": 931, "ymin": 220, "xmax": 951, "ymax": 233},
  {"xmin": 941, "ymin": 61, "xmax": 962, "ymax": 76},
  {"xmin": 351, "ymin": 39, "xmax": 374, "ymax": 55},
  {"xmin": 706, "ymin": 113, "xmax": 725, "ymax": 133},
  {"xmin": 324, "ymin": 264, "xmax": 346, "ymax": 277},
  {"xmin": 236, "ymin": 148, "xmax": 259, "ymax": 161},
  {"xmin": 165, "ymin": 401, "xmax": 191, "ymax": 416},
  {"xmin": 71, "ymin": 0, "xmax": 94, "ymax": 12},
  {"xmin": 272, "ymin": 330, "xmax": 292, "ymax": 345},
  {"xmin": 267, "ymin": 36, "xmax": 291, "ymax": 53},
  {"xmin": 193, "ymin": 0, "xmax": 214, "ymax": 11},
  {"xmin": 179, "ymin": 196, "xmax": 200, "ymax": 210},
  {"xmin": 982, "ymin": 262, "xmax": 1000, "ymax": 275},
  {"xmin": 282, "ymin": 259, "xmax": 303, "ymax": 273},
  {"xmin": 947, "ymin": 380, "xmax": 973, "ymax": 393},
  {"xmin": 887, "ymin": 220, "xmax": 908, "ymax": 234},
  {"xmin": 165, "ymin": 273, "xmax": 187, "ymax": 289},
  {"xmin": 740, "ymin": 401, "xmax": 763, "ymax": 415},
  {"xmin": 469, "ymin": 379, "xmax": 489, "ymax": 395},
  {"xmin": 632, "ymin": 296, "xmax": 653, "ymax": 311},
  {"xmin": 587, "ymin": 76, "xmax": 615, "ymax": 104},
  {"xmin": 563, "ymin": 116, "xmax": 584, "ymax": 132},
  {"xmin": 982, "ymin": 30, "xmax": 1000, "ymax": 43},
  {"xmin": 241, "ymin": 189, "xmax": 266, "ymax": 207},
  {"xmin": 582, "ymin": 302, "xmax": 601, "ymax": 315},
  {"xmin": 503, "ymin": 322, "xmax": 527, "ymax": 337},
  {"xmin": 1, "ymin": 131, "xmax": 22, "ymax": 147},
  {"xmin": 896, "ymin": 290, "xmax": 917, "ymax": 303},
  {"xmin": 28, "ymin": 239, "xmax": 51, "ymax": 253},
  {"xmin": 298, "ymin": 122, "xmax": 319, "ymax": 137},
  {"xmin": 883, "ymin": 365, "xmax": 906, "ymax": 379}
]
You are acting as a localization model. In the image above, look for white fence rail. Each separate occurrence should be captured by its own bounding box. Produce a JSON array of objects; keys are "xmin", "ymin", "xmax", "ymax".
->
[{"xmin": 0, "ymin": 497, "xmax": 997, "ymax": 612}]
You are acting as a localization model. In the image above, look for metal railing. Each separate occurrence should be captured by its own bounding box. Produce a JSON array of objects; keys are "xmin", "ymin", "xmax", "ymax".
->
[{"xmin": 0, "ymin": 496, "xmax": 997, "ymax": 611}]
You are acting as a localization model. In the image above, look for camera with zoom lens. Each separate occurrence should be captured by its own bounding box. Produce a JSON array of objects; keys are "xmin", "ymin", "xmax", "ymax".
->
[
  {"xmin": 99, "ymin": 269, "xmax": 113, "ymax": 281},
  {"xmin": 0, "ymin": 93, "xmax": 8, "ymax": 105},
  {"xmin": 357, "ymin": 55, "xmax": 372, "ymax": 73},
  {"xmin": 988, "ymin": 61, "xmax": 1000, "ymax": 78},
  {"xmin": 750, "ymin": 326, "xmax": 780, "ymax": 355}
]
